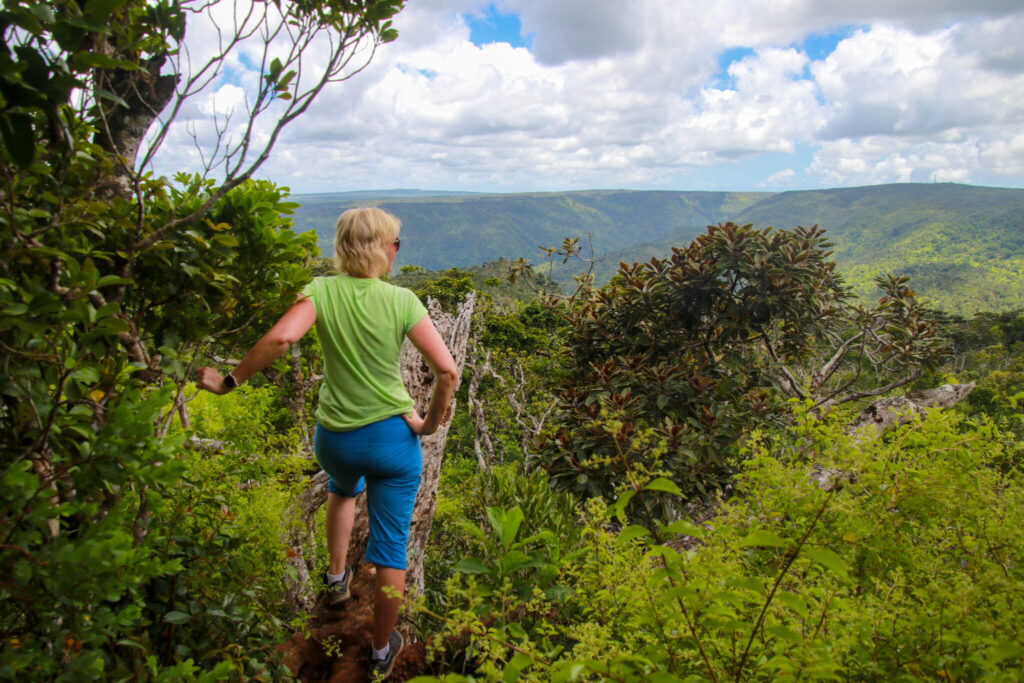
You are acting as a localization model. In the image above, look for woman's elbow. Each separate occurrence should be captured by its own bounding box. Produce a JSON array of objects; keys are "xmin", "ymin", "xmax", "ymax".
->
[
  {"xmin": 436, "ymin": 365, "xmax": 458, "ymax": 387},
  {"xmin": 266, "ymin": 333, "xmax": 297, "ymax": 352}
]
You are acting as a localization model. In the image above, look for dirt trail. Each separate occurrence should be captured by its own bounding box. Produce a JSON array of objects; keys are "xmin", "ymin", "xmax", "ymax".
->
[{"xmin": 280, "ymin": 564, "xmax": 427, "ymax": 682}]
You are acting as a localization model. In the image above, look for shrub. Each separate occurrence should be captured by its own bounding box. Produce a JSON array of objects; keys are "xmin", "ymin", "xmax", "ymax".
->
[
  {"xmin": 539, "ymin": 222, "xmax": 946, "ymax": 515},
  {"xmin": 418, "ymin": 405, "xmax": 1024, "ymax": 682}
]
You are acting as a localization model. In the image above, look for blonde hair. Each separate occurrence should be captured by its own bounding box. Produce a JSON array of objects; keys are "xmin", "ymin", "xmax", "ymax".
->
[{"xmin": 333, "ymin": 207, "xmax": 400, "ymax": 278}]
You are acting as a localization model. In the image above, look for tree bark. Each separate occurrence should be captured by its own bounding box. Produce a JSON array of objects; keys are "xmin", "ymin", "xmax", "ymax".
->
[
  {"xmin": 91, "ymin": 41, "xmax": 178, "ymax": 199},
  {"xmin": 379, "ymin": 292, "xmax": 475, "ymax": 595},
  {"xmin": 467, "ymin": 342, "xmax": 496, "ymax": 471},
  {"xmin": 810, "ymin": 382, "xmax": 976, "ymax": 491},
  {"xmin": 846, "ymin": 382, "xmax": 976, "ymax": 439},
  {"xmin": 284, "ymin": 293, "xmax": 475, "ymax": 608}
]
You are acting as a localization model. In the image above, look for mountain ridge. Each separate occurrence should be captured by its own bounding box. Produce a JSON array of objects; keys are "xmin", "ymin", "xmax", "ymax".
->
[{"xmin": 289, "ymin": 183, "xmax": 1024, "ymax": 314}]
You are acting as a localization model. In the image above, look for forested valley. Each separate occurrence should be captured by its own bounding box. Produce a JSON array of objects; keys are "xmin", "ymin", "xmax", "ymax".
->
[{"xmin": 3, "ymin": 0, "xmax": 1024, "ymax": 681}]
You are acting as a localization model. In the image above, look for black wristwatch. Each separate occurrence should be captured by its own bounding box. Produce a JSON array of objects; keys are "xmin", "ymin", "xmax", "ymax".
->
[{"xmin": 223, "ymin": 372, "xmax": 239, "ymax": 391}]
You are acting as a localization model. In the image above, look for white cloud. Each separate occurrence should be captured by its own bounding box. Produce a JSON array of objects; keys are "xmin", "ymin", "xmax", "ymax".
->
[
  {"xmin": 762, "ymin": 168, "xmax": 797, "ymax": 187},
  {"xmin": 150, "ymin": 0, "xmax": 1024, "ymax": 192}
]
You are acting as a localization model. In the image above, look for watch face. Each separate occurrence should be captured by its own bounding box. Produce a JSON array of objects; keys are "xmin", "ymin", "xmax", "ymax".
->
[{"xmin": 224, "ymin": 373, "xmax": 238, "ymax": 389}]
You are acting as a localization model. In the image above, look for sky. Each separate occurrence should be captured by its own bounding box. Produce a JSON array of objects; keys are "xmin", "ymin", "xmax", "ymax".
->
[{"xmin": 154, "ymin": 0, "xmax": 1024, "ymax": 194}]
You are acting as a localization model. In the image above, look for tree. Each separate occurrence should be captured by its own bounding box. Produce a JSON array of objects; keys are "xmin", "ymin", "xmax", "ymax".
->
[
  {"xmin": 1, "ymin": 0, "xmax": 403, "ymax": 675},
  {"xmin": 539, "ymin": 222, "xmax": 948, "ymax": 516}
]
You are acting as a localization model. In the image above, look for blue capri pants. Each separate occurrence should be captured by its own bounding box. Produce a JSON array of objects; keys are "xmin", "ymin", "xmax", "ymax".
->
[{"xmin": 314, "ymin": 416, "xmax": 422, "ymax": 570}]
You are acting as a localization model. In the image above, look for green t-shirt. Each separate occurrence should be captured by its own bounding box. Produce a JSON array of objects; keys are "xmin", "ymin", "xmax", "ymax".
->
[{"xmin": 301, "ymin": 275, "xmax": 428, "ymax": 431}]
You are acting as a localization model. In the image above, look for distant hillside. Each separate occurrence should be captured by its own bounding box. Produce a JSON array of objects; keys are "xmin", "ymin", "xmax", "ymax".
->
[
  {"xmin": 728, "ymin": 183, "xmax": 1024, "ymax": 314},
  {"xmin": 290, "ymin": 183, "xmax": 1024, "ymax": 315},
  {"xmin": 290, "ymin": 189, "xmax": 770, "ymax": 270},
  {"xmin": 390, "ymin": 258, "xmax": 556, "ymax": 309}
]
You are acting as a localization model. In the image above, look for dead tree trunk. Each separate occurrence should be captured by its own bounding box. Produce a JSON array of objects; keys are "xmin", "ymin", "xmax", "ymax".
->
[
  {"xmin": 467, "ymin": 341, "xmax": 497, "ymax": 471},
  {"xmin": 385, "ymin": 292, "xmax": 474, "ymax": 594},
  {"xmin": 283, "ymin": 293, "xmax": 475, "ymax": 609},
  {"xmin": 810, "ymin": 382, "xmax": 976, "ymax": 491},
  {"xmin": 846, "ymin": 382, "xmax": 976, "ymax": 439}
]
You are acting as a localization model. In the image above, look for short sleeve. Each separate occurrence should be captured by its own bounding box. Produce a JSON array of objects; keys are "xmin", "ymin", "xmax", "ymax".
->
[
  {"xmin": 300, "ymin": 277, "xmax": 321, "ymax": 315},
  {"xmin": 399, "ymin": 287, "xmax": 428, "ymax": 335}
]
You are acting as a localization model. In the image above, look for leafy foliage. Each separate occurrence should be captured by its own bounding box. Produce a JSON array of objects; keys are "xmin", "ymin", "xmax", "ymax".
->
[
  {"xmin": 539, "ymin": 222, "xmax": 947, "ymax": 512},
  {"xmin": 1, "ymin": 0, "xmax": 403, "ymax": 676},
  {"xmin": 418, "ymin": 407, "xmax": 1024, "ymax": 682}
]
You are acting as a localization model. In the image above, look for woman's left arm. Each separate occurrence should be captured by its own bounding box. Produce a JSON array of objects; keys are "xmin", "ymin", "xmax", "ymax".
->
[{"xmin": 196, "ymin": 298, "xmax": 316, "ymax": 395}]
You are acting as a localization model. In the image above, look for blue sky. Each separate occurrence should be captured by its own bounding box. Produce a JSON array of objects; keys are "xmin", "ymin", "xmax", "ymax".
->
[
  {"xmin": 167, "ymin": 0, "xmax": 1024, "ymax": 194},
  {"xmin": 465, "ymin": 6, "xmax": 531, "ymax": 49}
]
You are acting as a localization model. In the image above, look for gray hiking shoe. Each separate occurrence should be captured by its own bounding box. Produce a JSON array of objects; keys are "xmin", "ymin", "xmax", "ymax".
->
[
  {"xmin": 324, "ymin": 567, "xmax": 351, "ymax": 608},
  {"xmin": 370, "ymin": 629, "xmax": 403, "ymax": 680}
]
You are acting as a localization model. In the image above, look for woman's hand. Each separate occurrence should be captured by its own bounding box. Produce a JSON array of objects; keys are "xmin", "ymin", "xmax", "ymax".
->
[
  {"xmin": 195, "ymin": 367, "xmax": 231, "ymax": 395},
  {"xmin": 402, "ymin": 408, "xmax": 428, "ymax": 435}
]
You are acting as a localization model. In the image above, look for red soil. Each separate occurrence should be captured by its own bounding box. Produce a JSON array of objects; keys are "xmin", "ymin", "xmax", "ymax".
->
[{"xmin": 280, "ymin": 564, "xmax": 427, "ymax": 682}]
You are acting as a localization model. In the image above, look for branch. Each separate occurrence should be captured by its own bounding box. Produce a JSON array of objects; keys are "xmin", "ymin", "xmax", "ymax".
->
[{"xmin": 811, "ymin": 329, "xmax": 865, "ymax": 390}]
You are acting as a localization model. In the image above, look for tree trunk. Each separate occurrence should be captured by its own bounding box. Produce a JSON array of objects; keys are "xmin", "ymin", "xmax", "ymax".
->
[
  {"xmin": 92, "ymin": 42, "xmax": 178, "ymax": 198},
  {"xmin": 810, "ymin": 382, "xmax": 976, "ymax": 491},
  {"xmin": 845, "ymin": 382, "xmax": 976, "ymax": 439},
  {"xmin": 374, "ymin": 292, "xmax": 475, "ymax": 594},
  {"xmin": 467, "ymin": 341, "xmax": 496, "ymax": 471},
  {"xmin": 284, "ymin": 293, "xmax": 475, "ymax": 608}
]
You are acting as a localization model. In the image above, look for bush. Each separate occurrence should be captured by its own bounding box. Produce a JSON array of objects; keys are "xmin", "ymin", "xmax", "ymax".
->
[
  {"xmin": 539, "ymin": 223, "xmax": 946, "ymax": 515},
  {"xmin": 418, "ymin": 405, "xmax": 1024, "ymax": 681}
]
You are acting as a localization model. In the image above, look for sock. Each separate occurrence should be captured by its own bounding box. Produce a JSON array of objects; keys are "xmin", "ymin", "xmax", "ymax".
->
[
  {"xmin": 327, "ymin": 569, "xmax": 347, "ymax": 583},
  {"xmin": 372, "ymin": 642, "xmax": 390, "ymax": 661}
]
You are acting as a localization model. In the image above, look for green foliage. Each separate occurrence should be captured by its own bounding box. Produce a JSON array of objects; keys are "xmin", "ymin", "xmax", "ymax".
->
[
  {"xmin": 135, "ymin": 175, "xmax": 317, "ymax": 375},
  {"xmin": 538, "ymin": 222, "xmax": 946, "ymax": 513},
  {"xmin": 0, "ymin": 386, "xmax": 188, "ymax": 679},
  {"xmin": 481, "ymin": 300, "xmax": 565, "ymax": 355},
  {"xmin": 419, "ymin": 465, "xmax": 584, "ymax": 677},
  {"xmin": 420, "ymin": 407, "xmax": 1024, "ymax": 682},
  {"xmin": 0, "ymin": 157, "xmax": 312, "ymax": 675},
  {"xmin": 0, "ymin": 0, "xmax": 402, "ymax": 675},
  {"xmin": 392, "ymin": 259, "xmax": 556, "ymax": 310},
  {"xmin": 408, "ymin": 268, "xmax": 476, "ymax": 312}
]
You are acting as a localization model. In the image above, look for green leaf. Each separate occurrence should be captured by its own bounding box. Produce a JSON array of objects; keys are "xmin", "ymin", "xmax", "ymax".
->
[
  {"xmin": 659, "ymin": 519, "xmax": 702, "ymax": 538},
  {"xmin": 987, "ymin": 642, "xmax": 1024, "ymax": 665},
  {"xmin": 453, "ymin": 557, "xmax": 489, "ymax": 575},
  {"xmin": 765, "ymin": 624, "xmax": 802, "ymax": 643},
  {"xmin": 95, "ymin": 275, "xmax": 133, "ymax": 287},
  {"xmin": 500, "ymin": 549, "xmax": 536, "ymax": 575},
  {"xmin": 611, "ymin": 489, "xmax": 635, "ymax": 524},
  {"xmin": 775, "ymin": 591, "xmax": 808, "ymax": 617},
  {"xmin": 644, "ymin": 477, "xmax": 683, "ymax": 497},
  {"xmin": 97, "ymin": 89, "xmax": 129, "ymax": 107},
  {"xmin": 165, "ymin": 611, "xmax": 191, "ymax": 624},
  {"xmin": 617, "ymin": 524, "xmax": 651, "ymax": 544},
  {"xmin": 738, "ymin": 530, "xmax": 788, "ymax": 548},
  {"xmin": 503, "ymin": 651, "xmax": 531, "ymax": 682},
  {"xmin": 3, "ymin": 303, "xmax": 28, "ymax": 316},
  {"xmin": 70, "ymin": 51, "xmax": 138, "ymax": 70},
  {"xmin": 456, "ymin": 520, "xmax": 486, "ymax": 541},
  {"xmin": 487, "ymin": 506, "xmax": 524, "ymax": 549},
  {"xmin": 804, "ymin": 547, "xmax": 849, "ymax": 581},
  {"xmin": 29, "ymin": 2, "xmax": 56, "ymax": 23}
]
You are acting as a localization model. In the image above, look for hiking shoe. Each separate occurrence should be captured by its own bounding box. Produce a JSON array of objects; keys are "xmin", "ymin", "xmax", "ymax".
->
[
  {"xmin": 370, "ymin": 629, "xmax": 403, "ymax": 680},
  {"xmin": 324, "ymin": 567, "xmax": 351, "ymax": 608}
]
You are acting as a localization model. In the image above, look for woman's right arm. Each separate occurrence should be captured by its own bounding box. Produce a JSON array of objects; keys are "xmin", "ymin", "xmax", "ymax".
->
[
  {"xmin": 195, "ymin": 298, "xmax": 315, "ymax": 394},
  {"xmin": 404, "ymin": 315, "xmax": 458, "ymax": 436}
]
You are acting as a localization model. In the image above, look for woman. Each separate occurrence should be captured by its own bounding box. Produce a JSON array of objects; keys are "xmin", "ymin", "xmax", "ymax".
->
[{"xmin": 196, "ymin": 207, "xmax": 457, "ymax": 679}]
